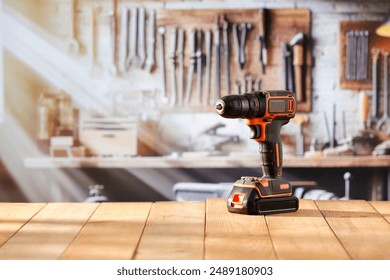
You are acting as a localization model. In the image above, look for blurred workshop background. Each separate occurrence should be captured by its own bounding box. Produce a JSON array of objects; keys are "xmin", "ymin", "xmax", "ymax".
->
[{"xmin": 0, "ymin": 0, "xmax": 389, "ymax": 203}]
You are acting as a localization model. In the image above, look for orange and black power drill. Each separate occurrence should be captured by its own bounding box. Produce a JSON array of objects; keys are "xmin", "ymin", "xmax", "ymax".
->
[{"xmin": 215, "ymin": 90, "xmax": 299, "ymax": 215}]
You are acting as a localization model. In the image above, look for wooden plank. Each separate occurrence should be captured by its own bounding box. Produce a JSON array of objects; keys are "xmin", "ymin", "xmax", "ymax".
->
[
  {"xmin": 0, "ymin": 203, "xmax": 97, "ymax": 259},
  {"xmin": 266, "ymin": 199, "xmax": 349, "ymax": 259},
  {"xmin": 205, "ymin": 198, "xmax": 275, "ymax": 260},
  {"xmin": 369, "ymin": 201, "xmax": 390, "ymax": 224},
  {"xmin": 134, "ymin": 201, "xmax": 205, "ymax": 260},
  {"xmin": 0, "ymin": 203, "xmax": 46, "ymax": 247},
  {"xmin": 316, "ymin": 200, "xmax": 390, "ymax": 260},
  {"xmin": 61, "ymin": 202, "xmax": 152, "ymax": 260}
]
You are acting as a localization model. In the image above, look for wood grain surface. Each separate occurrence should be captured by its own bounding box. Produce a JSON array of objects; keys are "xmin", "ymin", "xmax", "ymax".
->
[{"xmin": 0, "ymin": 199, "xmax": 390, "ymax": 260}]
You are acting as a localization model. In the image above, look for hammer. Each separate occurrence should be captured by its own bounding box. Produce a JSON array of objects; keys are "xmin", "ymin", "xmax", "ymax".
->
[{"xmin": 289, "ymin": 32, "xmax": 305, "ymax": 102}]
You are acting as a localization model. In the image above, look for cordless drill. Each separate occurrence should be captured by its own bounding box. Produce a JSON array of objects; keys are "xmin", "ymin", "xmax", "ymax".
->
[{"xmin": 215, "ymin": 90, "xmax": 299, "ymax": 215}]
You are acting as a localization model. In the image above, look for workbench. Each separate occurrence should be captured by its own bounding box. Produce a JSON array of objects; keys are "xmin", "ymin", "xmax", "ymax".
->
[{"xmin": 0, "ymin": 199, "xmax": 390, "ymax": 260}]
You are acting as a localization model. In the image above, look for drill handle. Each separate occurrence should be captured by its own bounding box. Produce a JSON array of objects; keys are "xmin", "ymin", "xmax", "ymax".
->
[{"xmin": 258, "ymin": 120, "xmax": 287, "ymax": 178}]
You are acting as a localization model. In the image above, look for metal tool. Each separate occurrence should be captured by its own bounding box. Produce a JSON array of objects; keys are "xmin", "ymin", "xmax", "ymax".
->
[
  {"xmin": 232, "ymin": 23, "xmax": 240, "ymax": 68},
  {"xmin": 119, "ymin": 7, "xmax": 130, "ymax": 73},
  {"xmin": 177, "ymin": 28, "xmax": 185, "ymax": 106},
  {"xmin": 371, "ymin": 49, "xmax": 381, "ymax": 124},
  {"xmin": 234, "ymin": 80, "xmax": 241, "ymax": 95},
  {"xmin": 145, "ymin": 9, "xmax": 156, "ymax": 73},
  {"xmin": 157, "ymin": 26, "xmax": 168, "ymax": 103},
  {"xmin": 169, "ymin": 27, "xmax": 178, "ymax": 107},
  {"xmin": 239, "ymin": 23, "xmax": 252, "ymax": 69},
  {"xmin": 67, "ymin": 0, "xmax": 80, "ymax": 54},
  {"xmin": 215, "ymin": 91, "xmax": 298, "ymax": 215},
  {"xmin": 137, "ymin": 7, "xmax": 146, "ymax": 68},
  {"xmin": 184, "ymin": 29, "xmax": 196, "ymax": 105},
  {"xmin": 196, "ymin": 30, "xmax": 203, "ymax": 105},
  {"xmin": 376, "ymin": 51, "xmax": 390, "ymax": 135},
  {"xmin": 204, "ymin": 30, "xmax": 212, "ymax": 105},
  {"xmin": 345, "ymin": 30, "xmax": 369, "ymax": 81},
  {"xmin": 258, "ymin": 8, "xmax": 267, "ymax": 74},
  {"xmin": 254, "ymin": 77, "xmax": 262, "ymax": 91},
  {"xmin": 214, "ymin": 16, "xmax": 221, "ymax": 102},
  {"xmin": 108, "ymin": 13, "xmax": 118, "ymax": 76},
  {"xmin": 281, "ymin": 42, "xmax": 293, "ymax": 91},
  {"xmin": 244, "ymin": 73, "xmax": 253, "ymax": 93},
  {"xmin": 222, "ymin": 16, "xmax": 230, "ymax": 95},
  {"xmin": 126, "ymin": 7, "xmax": 138, "ymax": 68}
]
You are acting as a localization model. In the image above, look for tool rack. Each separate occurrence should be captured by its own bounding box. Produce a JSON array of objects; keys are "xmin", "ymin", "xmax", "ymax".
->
[
  {"xmin": 156, "ymin": 8, "xmax": 313, "ymax": 112},
  {"xmin": 339, "ymin": 20, "xmax": 390, "ymax": 90}
]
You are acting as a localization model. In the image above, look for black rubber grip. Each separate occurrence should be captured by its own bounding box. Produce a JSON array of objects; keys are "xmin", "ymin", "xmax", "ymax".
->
[{"xmin": 259, "ymin": 121, "xmax": 286, "ymax": 178}]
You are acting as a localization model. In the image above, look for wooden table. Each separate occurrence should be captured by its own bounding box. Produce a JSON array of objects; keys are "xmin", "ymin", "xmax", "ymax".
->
[{"xmin": 0, "ymin": 199, "xmax": 390, "ymax": 260}]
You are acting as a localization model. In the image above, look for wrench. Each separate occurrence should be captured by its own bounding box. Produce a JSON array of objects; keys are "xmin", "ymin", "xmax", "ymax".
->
[
  {"xmin": 184, "ymin": 29, "xmax": 196, "ymax": 105},
  {"xmin": 213, "ymin": 16, "xmax": 221, "ymax": 102},
  {"xmin": 239, "ymin": 23, "xmax": 252, "ymax": 69},
  {"xmin": 145, "ymin": 9, "xmax": 156, "ymax": 73},
  {"xmin": 126, "ymin": 7, "xmax": 138, "ymax": 69},
  {"xmin": 204, "ymin": 30, "xmax": 212, "ymax": 105},
  {"xmin": 157, "ymin": 26, "xmax": 168, "ymax": 103},
  {"xmin": 371, "ymin": 48, "xmax": 380, "ymax": 124},
  {"xmin": 108, "ymin": 13, "xmax": 118, "ymax": 76},
  {"xmin": 119, "ymin": 7, "xmax": 130, "ymax": 73},
  {"xmin": 177, "ymin": 28, "xmax": 185, "ymax": 106},
  {"xmin": 234, "ymin": 80, "xmax": 241, "ymax": 95},
  {"xmin": 137, "ymin": 7, "xmax": 146, "ymax": 68},
  {"xmin": 196, "ymin": 29, "xmax": 203, "ymax": 105},
  {"xmin": 67, "ymin": 0, "xmax": 80, "ymax": 54},
  {"xmin": 169, "ymin": 27, "xmax": 178, "ymax": 107},
  {"xmin": 222, "ymin": 16, "xmax": 230, "ymax": 95},
  {"xmin": 376, "ymin": 51, "xmax": 390, "ymax": 135}
]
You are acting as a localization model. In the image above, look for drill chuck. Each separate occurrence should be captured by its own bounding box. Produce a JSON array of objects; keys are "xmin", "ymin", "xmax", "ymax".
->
[{"xmin": 215, "ymin": 92, "xmax": 266, "ymax": 119}]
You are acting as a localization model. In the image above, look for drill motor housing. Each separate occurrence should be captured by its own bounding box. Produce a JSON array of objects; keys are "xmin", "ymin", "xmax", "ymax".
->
[{"xmin": 216, "ymin": 90, "xmax": 299, "ymax": 215}]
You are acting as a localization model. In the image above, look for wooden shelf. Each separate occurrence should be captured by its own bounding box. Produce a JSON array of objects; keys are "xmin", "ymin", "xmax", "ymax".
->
[{"xmin": 24, "ymin": 154, "xmax": 390, "ymax": 169}]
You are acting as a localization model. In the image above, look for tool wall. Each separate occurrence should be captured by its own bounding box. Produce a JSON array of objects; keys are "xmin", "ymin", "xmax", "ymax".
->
[{"xmin": 155, "ymin": 8, "xmax": 312, "ymax": 112}]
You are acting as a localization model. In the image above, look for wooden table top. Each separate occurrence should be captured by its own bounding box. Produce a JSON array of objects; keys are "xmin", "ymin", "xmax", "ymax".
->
[{"xmin": 0, "ymin": 199, "xmax": 390, "ymax": 260}]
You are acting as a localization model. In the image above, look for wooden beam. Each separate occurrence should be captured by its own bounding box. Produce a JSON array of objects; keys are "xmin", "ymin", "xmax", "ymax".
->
[
  {"xmin": 0, "ymin": 203, "xmax": 97, "ymax": 259},
  {"xmin": 205, "ymin": 198, "xmax": 275, "ymax": 260},
  {"xmin": 134, "ymin": 201, "xmax": 205, "ymax": 260},
  {"xmin": 61, "ymin": 202, "xmax": 152, "ymax": 260},
  {"xmin": 316, "ymin": 200, "xmax": 390, "ymax": 259},
  {"xmin": 266, "ymin": 199, "xmax": 350, "ymax": 259}
]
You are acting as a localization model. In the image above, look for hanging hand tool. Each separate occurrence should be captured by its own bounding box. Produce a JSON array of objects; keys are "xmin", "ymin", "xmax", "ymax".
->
[
  {"xmin": 244, "ymin": 73, "xmax": 253, "ymax": 93},
  {"xmin": 232, "ymin": 23, "xmax": 240, "ymax": 68},
  {"xmin": 215, "ymin": 90, "xmax": 298, "ymax": 215},
  {"xmin": 254, "ymin": 77, "xmax": 262, "ymax": 91},
  {"xmin": 145, "ymin": 9, "xmax": 156, "ymax": 73},
  {"xmin": 239, "ymin": 23, "xmax": 252, "ymax": 70},
  {"xmin": 196, "ymin": 30, "xmax": 203, "ymax": 105},
  {"xmin": 281, "ymin": 42, "xmax": 293, "ymax": 91},
  {"xmin": 222, "ymin": 16, "xmax": 231, "ymax": 95},
  {"xmin": 213, "ymin": 16, "xmax": 221, "ymax": 102},
  {"xmin": 67, "ymin": 0, "xmax": 80, "ymax": 54},
  {"xmin": 204, "ymin": 30, "xmax": 212, "ymax": 105},
  {"xmin": 376, "ymin": 51, "xmax": 390, "ymax": 135},
  {"xmin": 177, "ymin": 28, "xmax": 185, "ymax": 106},
  {"xmin": 108, "ymin": 13, "xmax": 118, "ymax": 76},
  {"xmin": 157, "ymin": 26, "xmax": 168, "ymax": 103},
  {"xmin": 137, "ymin": 7, "xmax": 146, "ymax": 68},
  {"xmin": 290, "ymin": 32, "xmax": 305, "ymax": 102},
  {"xmin": 185, "ymin": 29, "xmax": 197, "ymax": 105},
  {"xmin": 119, "ymin": 7, "xmax": 130, "ymax": 73},
  {"xmin": 126, "ymin": 7, "xmax": 138, "ymax": 68},
  {"xmin": 371, "ymin": 48, "xmax": 381, "ymax": 125},
  {"xmin": 169, "ymin": 27, "xmax": 178, "ymax": 107},
  {"xmin": 234, "ymin": 80, "xmax": 241, "ymax": 95},
  {"xmin": 257, "ymin": 8, "xmax": 268, "ymax": 74}
]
